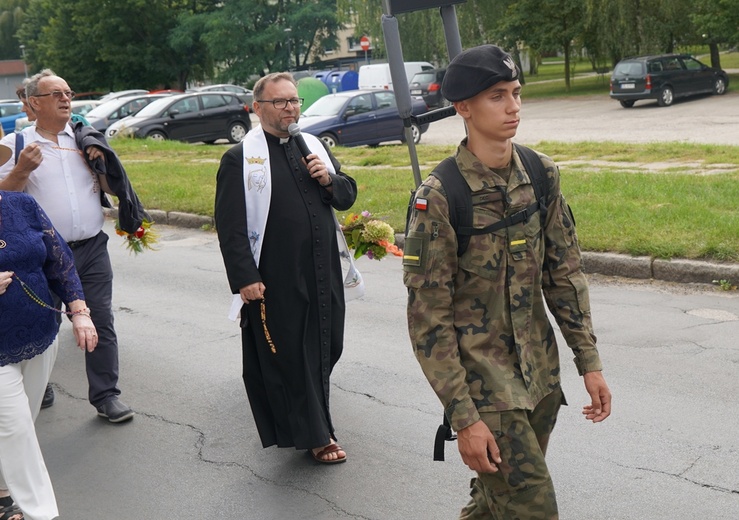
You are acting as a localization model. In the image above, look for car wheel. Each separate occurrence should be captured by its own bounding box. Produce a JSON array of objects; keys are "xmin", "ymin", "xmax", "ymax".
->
[
  {"xmin": 147, "ymin": 130, "xmax": 167, "ymax": 141},
  {"xmin": 228, "ymin": 122, "xmax": 248, "ymax": 143},
  {"xmin": 713, "ymin": 77, "xmax": 727, "ymax": 95},
  {"xmin": 319, "ymin": 133, "xmax": 338, "ymax": 148},
  {"xmin": 410, "ymin": 122, "xmax": 421, "ymax": 144},
  {"xmin": 657, "ymin": 87, "xmax": 674, "ymax": 107},
  {"xmin": 619, "ymin": 100, "xmax": 635, "ymax": 108}
]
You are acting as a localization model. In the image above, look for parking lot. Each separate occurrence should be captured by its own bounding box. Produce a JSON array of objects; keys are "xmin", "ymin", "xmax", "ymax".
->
[{"xmin": 421, "ymin": 90, "xmax": 739, "ymax": 146}]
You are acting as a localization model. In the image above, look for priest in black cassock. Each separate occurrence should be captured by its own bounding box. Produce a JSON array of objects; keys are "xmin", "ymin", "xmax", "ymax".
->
[{"xmin": 215, "ymin": 72, "xmax": 357, "ymax": 464}]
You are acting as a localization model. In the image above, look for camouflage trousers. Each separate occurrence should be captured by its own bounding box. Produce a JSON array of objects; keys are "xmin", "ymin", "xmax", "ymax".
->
[{"xmin": 458, "ymin": 388, "xmax": 565, "ymax": 520}]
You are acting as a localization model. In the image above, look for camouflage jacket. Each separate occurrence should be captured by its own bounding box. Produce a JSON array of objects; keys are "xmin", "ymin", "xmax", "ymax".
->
[{"xmin": 403, "ymin": 142, "xmax": 602, "ymax": 432}]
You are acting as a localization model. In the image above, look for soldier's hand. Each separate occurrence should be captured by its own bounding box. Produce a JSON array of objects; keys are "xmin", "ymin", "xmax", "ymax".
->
[
  {"xmin": 457, "ymin": 420, "xmax": 501, "ymax": 473},
  {"xmin": 582, "ymin": 370, "xmax": 611, "ymax": 423}
]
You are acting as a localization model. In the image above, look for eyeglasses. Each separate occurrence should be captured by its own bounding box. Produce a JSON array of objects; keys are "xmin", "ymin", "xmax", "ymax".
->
[
  {"xmin": 256, "ymin": 97, "xmax": 303, "ymax": 110},
  {"xmin": 32, "ymin": 90, "xmax": 76, "ymax": 100}
]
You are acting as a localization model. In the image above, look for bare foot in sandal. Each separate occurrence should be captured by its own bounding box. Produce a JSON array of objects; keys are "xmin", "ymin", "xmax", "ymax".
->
[{"xmin": 310, "ymin": 442, "xmax": 347, "ymax": 464}]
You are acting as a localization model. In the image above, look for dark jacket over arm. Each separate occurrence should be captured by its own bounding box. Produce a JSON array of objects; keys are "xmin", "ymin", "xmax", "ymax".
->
[{"xmin": 74, "ymin": 123, "xmax": 150, "ymax": 233}]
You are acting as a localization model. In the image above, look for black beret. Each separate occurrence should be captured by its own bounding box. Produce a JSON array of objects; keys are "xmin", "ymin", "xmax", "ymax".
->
[{"xmin": 441, "ymin": 45, "xmax": 520, "ymax": 102}]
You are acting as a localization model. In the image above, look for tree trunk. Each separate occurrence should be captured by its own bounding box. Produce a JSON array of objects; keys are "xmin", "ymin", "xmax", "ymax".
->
[{"xmin": 709, "ymin": 43, "xmax": 721, "ymax": 69}]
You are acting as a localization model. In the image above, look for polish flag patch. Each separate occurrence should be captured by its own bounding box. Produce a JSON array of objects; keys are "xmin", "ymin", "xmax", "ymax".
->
[{"xmin": 415, "ymin": 198, "xmax": 428, "ymax": 211}]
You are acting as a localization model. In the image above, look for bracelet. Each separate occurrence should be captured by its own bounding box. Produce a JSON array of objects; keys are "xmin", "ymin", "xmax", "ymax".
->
[{"xmin": 71, "ymin": 308, "xmax": 91, "ymax": 318}]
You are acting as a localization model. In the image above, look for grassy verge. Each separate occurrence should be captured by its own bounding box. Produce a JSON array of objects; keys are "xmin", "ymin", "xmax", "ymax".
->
[{"xmin": 110, "ymin": 139, "xmax": 739, "ymax": 262}]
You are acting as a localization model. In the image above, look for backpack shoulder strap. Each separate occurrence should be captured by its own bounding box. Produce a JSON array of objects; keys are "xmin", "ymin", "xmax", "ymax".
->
[
  {"xmin": 14, "ymin": 131, "xmax": 24, "ymax": 165},
  {"xmin": 513, "ymin": 143, "xmax": 549, "ymax": 225},
  {"xmin": 429, "ymin": 156, "xmax": 471, "ymax": 257}
]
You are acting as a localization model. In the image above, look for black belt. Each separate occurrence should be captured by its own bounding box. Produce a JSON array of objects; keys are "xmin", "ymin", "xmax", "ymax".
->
[{"xmin": 67, "ymin": 236, "xmax": 95, "ymax": 249}]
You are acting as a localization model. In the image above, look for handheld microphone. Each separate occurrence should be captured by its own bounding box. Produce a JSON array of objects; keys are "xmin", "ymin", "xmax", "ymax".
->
[{"xmin": 287, "ymin": 123, "xmax": 313, "ymax": 161}]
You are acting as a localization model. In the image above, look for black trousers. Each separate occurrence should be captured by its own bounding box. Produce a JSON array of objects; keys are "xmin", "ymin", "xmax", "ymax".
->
[{"xmin": 66, "ymin": 231, "xmax": 121, "ymax": 408}]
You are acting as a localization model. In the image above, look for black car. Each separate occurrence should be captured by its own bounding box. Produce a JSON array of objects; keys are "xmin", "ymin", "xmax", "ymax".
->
[
  {"xmin": 409, "ymin": 68, "xmax": 447, "ymax": 108},
  {"xmin": 610, "ymin": 54, "xmax": 729, "ymax": 108},
  {"xmin": 105, "ymin": 92, "xmax": 251, "ymax": 143}
]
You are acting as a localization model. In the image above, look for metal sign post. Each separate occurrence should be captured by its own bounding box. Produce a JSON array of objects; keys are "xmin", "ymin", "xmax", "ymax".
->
[{"xmin": 380, "ymin": 0, "xmax": 467, "ymax": 188}]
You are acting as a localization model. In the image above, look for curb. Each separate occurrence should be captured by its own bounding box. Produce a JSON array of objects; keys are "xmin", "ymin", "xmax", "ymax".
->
[
  {"xmin": 106, "ymin": 209, "xmax": 738, "ymax": 287},
  {"xmin": 392, "ymin": 233, "xmax": 739, "ymax": 287}
]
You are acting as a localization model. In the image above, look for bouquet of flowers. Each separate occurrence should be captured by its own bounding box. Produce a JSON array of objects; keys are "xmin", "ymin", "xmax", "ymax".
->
[
  {"xmin": 341, "ymin": 211, "xmax": 402, "ymax": 260},
  {"xmin": 114, "ymin": 219, "xmax": 159, "ymax": 255}
]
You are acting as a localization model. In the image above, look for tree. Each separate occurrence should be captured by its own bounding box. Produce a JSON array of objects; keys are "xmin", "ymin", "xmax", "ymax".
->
[
  {"xmin": 691, "ymin": 0, "xmax": 739, "ymax": 69},
  {"xmin": 498, "ymin": 0, "xmax": 586, "ymax": 90},
  {"xmin": 199, "ymin": 0, "xmax": 340, "ymax": 81},
  {"xmin": 18, "ymin": 0, "xmax": 218, "ymax": 91},
  {"xmin": 0, "ymin": 0, "xmax": 28, "ymax": 60}
]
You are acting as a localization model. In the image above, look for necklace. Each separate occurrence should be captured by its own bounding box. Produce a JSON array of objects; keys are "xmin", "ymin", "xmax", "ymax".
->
[{"xmin": 35, "ymin": 124, "xmax": 64, "ymax": 136}]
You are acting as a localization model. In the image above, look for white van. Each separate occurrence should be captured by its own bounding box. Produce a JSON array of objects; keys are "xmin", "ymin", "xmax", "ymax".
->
[{"xmin": 358, "ymin": 61, "xmax": 434, "ymax": 90}]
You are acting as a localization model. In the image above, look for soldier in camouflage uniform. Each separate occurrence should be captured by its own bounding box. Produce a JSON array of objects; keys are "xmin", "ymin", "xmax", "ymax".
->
[{"xmin": 403, "ymin": 45, "xmax": 612, "ymax": 519}]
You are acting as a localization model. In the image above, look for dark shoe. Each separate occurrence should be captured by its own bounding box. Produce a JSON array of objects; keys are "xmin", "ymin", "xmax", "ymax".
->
[
  {"xmin": 96, "ymin": 399, "xmax": 134, "ymax": 423},
  {"xmin": 41, "ymin": 383, "xmax": 54, "ymax": 409}
]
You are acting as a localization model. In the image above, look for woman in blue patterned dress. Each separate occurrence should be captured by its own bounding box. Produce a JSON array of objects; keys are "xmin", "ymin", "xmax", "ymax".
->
[{"xmin": 0, "ymin": 189, "xmax": 97, "ymax": 520}]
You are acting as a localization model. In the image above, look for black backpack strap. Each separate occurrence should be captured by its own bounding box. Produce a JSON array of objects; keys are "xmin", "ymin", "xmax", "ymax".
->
[
  {"xmin": 430, "ymin": 156, "xmax": 471, "ymax": 257},
  {"xmin": 513, "ymin": 143, "xmax": 549, "ymax": 227},
  {"xmin": 14, "ymin": 132, "xmax": 24, "ymax": 165},
  {"xmin": 433, "ymin": 413, "xmax": 457, "ymax": 461}
]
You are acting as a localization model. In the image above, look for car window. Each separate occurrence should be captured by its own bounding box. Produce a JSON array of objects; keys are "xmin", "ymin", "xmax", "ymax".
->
[
  {"xmin": 614, "ymin": 62, "xmax": 643, "ymax": 76},
  {"xmin": 374, "ymin": 92, "xmax": 397, "ymax": 109},
  {"xmin": 201, "ymin": 94, "xmax": 229, "ymax": 109},
  {"xmin": 648, "ymin": 61, "xmax": 663, "ymax": 73},
  {"xmin": 165, "ymin": 97, "xmax": 199, "ymax": 116},
  {"xmin": 301, "ymin": 96, "xmax": 349, "ymax": 117},
  {"xmin": 663, "ymin": 57, "xmax": 682, "ymax": 71},
  {"xmin": 347, "ymin": 95, "xmax": 373, "ymax": 115},
  {"xmin": 411, "ymin": 72, "xmax": 435, "ymax": 84},
  {"xmin": 682, "ymin": 57, "xmax": 703, "ymax": 71},
  {"xmin": 0, "ymin": 104, "xmax": 22, "ymax": 117}
]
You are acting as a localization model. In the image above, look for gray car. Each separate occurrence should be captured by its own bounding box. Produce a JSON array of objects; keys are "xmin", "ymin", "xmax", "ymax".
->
[{"xmin": 85, "ymin": 94, "xmax": 172, "ymax": 132}]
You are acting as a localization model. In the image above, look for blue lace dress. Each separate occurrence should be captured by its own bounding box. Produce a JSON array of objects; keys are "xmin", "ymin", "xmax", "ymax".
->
[{"xmin": 0, "ymin": 191, "xmax": 85, "ymax": 366}]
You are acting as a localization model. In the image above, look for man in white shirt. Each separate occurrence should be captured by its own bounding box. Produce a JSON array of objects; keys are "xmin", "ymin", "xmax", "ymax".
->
[{"xmin": 0, "ymin": 69, "xmax": 134, "ymax": 423}]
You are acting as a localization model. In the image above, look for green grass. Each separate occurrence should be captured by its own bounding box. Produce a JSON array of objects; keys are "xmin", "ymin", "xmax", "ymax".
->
[{"xmin": 110, "ymin": 139, "xmax": 739, "ymax": 262}]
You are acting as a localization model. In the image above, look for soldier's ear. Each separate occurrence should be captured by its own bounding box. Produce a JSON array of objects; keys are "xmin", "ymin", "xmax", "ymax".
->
[{"xmin": 453, "ymin": 100, "xmax": 471, "ymax": 120}]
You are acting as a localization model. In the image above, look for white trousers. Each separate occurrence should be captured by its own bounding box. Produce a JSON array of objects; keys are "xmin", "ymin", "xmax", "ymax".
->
[{"xmin": 0, "ymin": 340, "xmax": 59, "ymax": 520}]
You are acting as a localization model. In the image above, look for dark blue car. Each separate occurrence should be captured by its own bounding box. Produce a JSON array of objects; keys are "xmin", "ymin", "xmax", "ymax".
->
[{"xmin": 297, "ymin": 90, "xmax": 429, "ymax": 147}]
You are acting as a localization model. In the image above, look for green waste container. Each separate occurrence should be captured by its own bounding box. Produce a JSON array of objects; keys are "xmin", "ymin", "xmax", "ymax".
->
[{"xmin": 298, "ymin": 78, "xmax": 329, "ymax": 111}]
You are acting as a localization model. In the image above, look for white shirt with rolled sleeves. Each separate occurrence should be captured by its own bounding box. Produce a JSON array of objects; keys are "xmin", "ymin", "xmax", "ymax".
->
[{"xmin": 0, "ymin": 124, "xmax": 104, "ymax": 242}]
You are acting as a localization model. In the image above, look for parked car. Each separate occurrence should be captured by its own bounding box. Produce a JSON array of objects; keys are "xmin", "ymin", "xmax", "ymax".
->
[
  {"xmin": 409, "ymin": 68, "xmax": 447, "ymax": 108},
  {"xmin": 105, "ymin": 92, "xmax": 251, "ymax": 143},
  {"xmin": 0, "ymin": 102, "xmax": 24, "ymax": 135},
  {"xmin": 610, "ymin": 54, "xmax": 729, "ymax": 108},
  {"xmin": 71, "ymin": 100, "xmax": 102, "ymax": 116},
  {"xmin": 13, "ymin": 99, "xmax": 102, "ymax": 131},
  {"xmin": 86, "ymin": 94, "xmax": 172, "ymax": 132},
  {"xmin": 98, "ymin": 89, "xmax": 150, "ymax": 103},
  {"xmin": 189, "ymin": 84, "xmax": 253, "ymax": 106},
  {"xmin": 297, "ymin": 89, "xmax": 429, "ymax": 147},
  {"xmin": 358, "ymin": 62, "xmax": 434, "ymax": 90}
]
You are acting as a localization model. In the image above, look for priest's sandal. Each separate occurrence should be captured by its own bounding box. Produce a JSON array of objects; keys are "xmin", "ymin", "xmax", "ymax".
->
[
  {"xmin": 0, "ymin": 496, "xmax": 23, "ymax": 520},
  {"xmin": 310, "ymin": 443, "xmax": 347, "ymax": 464}
]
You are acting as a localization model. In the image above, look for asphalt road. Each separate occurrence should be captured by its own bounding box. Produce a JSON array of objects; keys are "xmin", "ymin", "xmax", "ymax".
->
[
  {"xmin": 421, "ymin": 90, "xmax": 739, "ymax": 146},
  {"xmin": 37, "ymin": 219, "xmax": 739, "ymax": 520}
]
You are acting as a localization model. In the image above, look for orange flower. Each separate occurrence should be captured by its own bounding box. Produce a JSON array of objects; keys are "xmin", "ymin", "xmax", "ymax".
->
[{"xmin": 378, "ymin": 240, "xmax": 403, "ymax": 257}]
